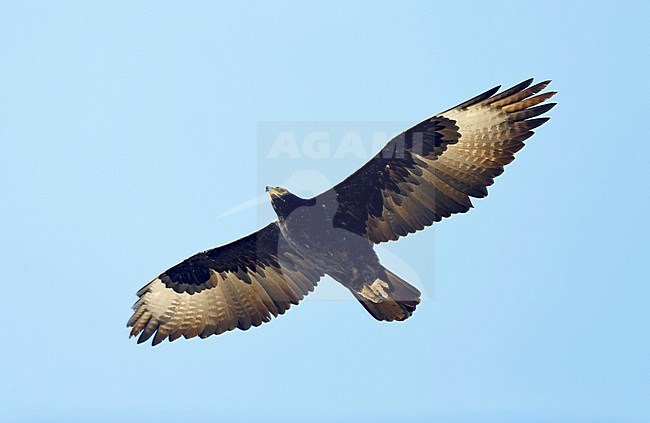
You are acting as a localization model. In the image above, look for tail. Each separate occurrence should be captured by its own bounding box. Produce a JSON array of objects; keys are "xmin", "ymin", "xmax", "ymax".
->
[{"xmin": 350, "ymin": 268, "xmax": 421, "ymax": 322}]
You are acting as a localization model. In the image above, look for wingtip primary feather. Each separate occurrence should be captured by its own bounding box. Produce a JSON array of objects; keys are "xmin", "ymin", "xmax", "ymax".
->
[
  {"xmin": 525, "ymin": 117, "xmax": 551, "ymax": 130},
  {"xmin": 508, "ymin": 102, "xmax": 557, "ymax": 122},
  {"xmin": 439, "ymin": 84, "xmax": 501, "ymax": 114}
]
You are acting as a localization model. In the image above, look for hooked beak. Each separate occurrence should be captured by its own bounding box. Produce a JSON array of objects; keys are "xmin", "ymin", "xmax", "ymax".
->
[{"xmin": 266, "ymin": 186, "xmax": 281, "ymax": 198}]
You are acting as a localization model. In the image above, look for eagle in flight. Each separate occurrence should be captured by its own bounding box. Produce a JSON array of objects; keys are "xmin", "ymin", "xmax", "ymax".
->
[{"xmin": 128, "ymin": 78, "xmax": 556, "ymax": 346}]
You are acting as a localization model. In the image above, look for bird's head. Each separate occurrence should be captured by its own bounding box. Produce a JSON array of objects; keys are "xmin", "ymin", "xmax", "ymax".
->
[
  {"xmin": 266, "ymin": 186, "xmax": 289, "ymax": 199},
  {"xmin": 266, "ymin": 186, "xmax": 312, "ymax": 219}
]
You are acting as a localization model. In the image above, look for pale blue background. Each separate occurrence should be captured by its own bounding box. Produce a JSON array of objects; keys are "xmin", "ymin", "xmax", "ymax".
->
[{"xmin": 1, "ymin": 1, "xmax": 649, "ymax": 421}]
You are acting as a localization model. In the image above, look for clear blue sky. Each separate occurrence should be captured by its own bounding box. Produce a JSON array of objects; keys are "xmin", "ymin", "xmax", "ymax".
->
[{"xmin": 1, "ymin": 1, "xmax": 648, "ymax": 421}]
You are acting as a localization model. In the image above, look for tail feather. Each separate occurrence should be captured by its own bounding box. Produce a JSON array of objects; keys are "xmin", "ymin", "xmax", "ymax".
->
[{"xmin": 351, "ymin": 268, "xmax": 421, "ymax": 322}]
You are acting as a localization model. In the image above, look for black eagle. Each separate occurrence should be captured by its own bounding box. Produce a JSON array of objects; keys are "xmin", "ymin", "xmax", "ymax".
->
[{"xmin": 128, "ymin": 79, "xmax": 556, "ymax": 345}]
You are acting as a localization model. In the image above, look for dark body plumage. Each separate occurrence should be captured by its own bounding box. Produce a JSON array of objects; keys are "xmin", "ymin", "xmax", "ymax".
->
[
  {"xmin": 270, "ymin": 187, "xmax": 420, "ymax": 321},
  {"xmin": 129, "ymin": 78, "xmax": 556, "ymax": 345}
]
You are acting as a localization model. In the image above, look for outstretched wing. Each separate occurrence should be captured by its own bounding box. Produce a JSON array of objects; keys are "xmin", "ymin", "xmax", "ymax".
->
[
  {"xmin": 128, "ymin": 222, "xmax": 323, "ymax": 345},
  {"xmin": 319, "ymin": 78, "xmax": 556, "ymax": 243}
]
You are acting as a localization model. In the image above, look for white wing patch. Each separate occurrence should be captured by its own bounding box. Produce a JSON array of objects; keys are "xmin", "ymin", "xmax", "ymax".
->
[{"xmin": 128, "ymin": 266, "xmax": 318, "ymax": 345}]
